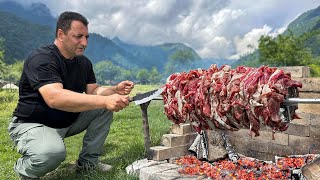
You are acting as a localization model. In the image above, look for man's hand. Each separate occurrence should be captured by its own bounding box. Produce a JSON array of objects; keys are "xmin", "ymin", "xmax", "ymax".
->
[
  {"xmin": 115, "ymin": 80, "xmax": 134, "ymax": 95},
  {"xmin": 103, "ymin": 94, "xmax": 130, "ymax": 112}
]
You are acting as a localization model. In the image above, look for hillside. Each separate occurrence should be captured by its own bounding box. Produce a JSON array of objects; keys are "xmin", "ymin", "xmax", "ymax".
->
[
  {"xmin": 0, "ymin": 11, "xmax": 53, "ymax": 63},
  {"xmin": 112, "ymin": 37, "xmax": 202, "ymax": 70},
  {"xmin": 233, "ymin": 5, "xmax": 320, "ymax": 67},
  {"xmin": 0, "ymin": 1, "xmax": 56, "ymax": 28},
  {"xmin": 284, "ymin": 6, "xmax": 320, "ymax": 36}
]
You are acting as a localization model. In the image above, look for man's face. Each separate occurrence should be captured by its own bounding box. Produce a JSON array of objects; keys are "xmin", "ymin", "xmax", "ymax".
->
[{"xmin": 60, "ymin": 20, "xmax": 89, "ymax": 59}]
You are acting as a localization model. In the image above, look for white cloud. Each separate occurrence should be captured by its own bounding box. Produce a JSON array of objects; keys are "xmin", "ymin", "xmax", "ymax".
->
[
  {"xmin": 5, "ymin": 0, "xmax": 320, "ymax": 60},
  {"xmin": 230, "ymin": 25, "xmax": 273, "ymax": 59}
]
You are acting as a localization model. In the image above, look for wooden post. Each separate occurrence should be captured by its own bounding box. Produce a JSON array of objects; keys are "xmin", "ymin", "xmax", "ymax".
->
[{"xmin": 139, "ymin": 101, "xmax": 154, "ymax": 159}]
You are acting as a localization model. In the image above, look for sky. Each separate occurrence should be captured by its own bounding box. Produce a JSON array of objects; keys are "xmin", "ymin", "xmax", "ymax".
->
[{"xmin": 9, "ymin": 0, "xmax": 320, "ymax": 61}]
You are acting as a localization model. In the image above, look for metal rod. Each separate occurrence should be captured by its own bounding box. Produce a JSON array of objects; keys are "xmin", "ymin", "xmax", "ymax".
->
[
  {"xmin": 152, "ymin": 96, "xmax": 320, "ymax": 105},
  {"xmin": 283, "ymin": 98, "xmax": 320, "ymax": 105}
]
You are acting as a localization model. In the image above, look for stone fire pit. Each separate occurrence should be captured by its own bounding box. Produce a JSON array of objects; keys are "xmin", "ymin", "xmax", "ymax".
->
[{"xmin": 126, "ymin": 66, "xmax": 320, "ymax": 179}]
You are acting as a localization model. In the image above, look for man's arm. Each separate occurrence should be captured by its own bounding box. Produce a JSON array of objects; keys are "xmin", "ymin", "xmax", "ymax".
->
[
  {"xmin": 86, "ymin": 83, "xmax": 117, "ymax": 96},
  {"xmin": 38, "ymin": 83, "xmax": 129, "ymax": 112},
  {"xmin": 87, "ymin": 80, "xmax": 134, "ymax": 96}
]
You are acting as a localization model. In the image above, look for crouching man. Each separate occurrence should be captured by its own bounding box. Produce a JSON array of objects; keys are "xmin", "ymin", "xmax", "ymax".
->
[{"xmin": 8, "ymin": 11, "xmax": 134, "ymax": 179}]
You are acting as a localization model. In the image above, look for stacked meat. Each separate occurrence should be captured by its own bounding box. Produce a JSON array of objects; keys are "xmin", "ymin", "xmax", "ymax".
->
[{"xmin": 162, "ymin": 65, "xmax": 302, "ymax": 136}]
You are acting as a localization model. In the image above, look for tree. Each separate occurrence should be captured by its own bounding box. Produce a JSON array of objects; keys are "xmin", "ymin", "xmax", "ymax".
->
[
  {"xmin": 94, "ymin": 60, "xmax": 137, "ymax": 85},
  {"xmin": 94, "ymin": 60, "xmax": 119, "ymax": 85},
  {"xmin": 4, "ymin": 60, "xmax": 23, "ymax": 84},
  {"xmin": 165, "ymin": 49, "xmax": 196, "ymax": 76},
  {"xmin": 0, "ymin": 38, "xmax": 7, "ymax": 76},
  {"xmin": 136, "ymin": 69, "xmax": 149, "ymax": 84},
  {"xmin": 149, "ymin": 67, "xmax": 161, "ymax": 84},
  {"xmin": 258, "ymin": 32, "xmax": 313, "ymax": 66}
]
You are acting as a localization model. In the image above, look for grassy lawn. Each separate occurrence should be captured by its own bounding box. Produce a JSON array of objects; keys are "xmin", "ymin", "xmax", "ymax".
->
[{"xmin": 0, "ymin": 85, "xmax": 172, "ymax": 180}]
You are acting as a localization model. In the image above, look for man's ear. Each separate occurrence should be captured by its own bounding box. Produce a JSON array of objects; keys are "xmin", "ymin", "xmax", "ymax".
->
[{"xmin": 57, "ymin": 29, "xmax": 65, "ymax": 41}]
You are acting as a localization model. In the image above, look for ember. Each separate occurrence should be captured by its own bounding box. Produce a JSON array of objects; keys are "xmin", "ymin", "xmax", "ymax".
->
[
  {"xmin": 162, "ymin": 65, "xmax": 302, "ymax": 137},
  {"xmin": 173, "ymin": 155, "xmax": 319, "ymax": 179},
  {"xmin": 276, "ymin": 154, "xmax": 319, "ymax": 169}
]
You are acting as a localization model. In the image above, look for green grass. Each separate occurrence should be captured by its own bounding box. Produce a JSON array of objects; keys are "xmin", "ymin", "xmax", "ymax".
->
[{"xmin": 0, "ymin": 85, "xmax": 172, "ymax": 179}]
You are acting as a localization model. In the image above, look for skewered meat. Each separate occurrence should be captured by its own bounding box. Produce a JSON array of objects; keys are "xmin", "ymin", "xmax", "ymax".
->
[{"xmin": 162, "ymin": 65, "xmax": 302, "ymax": 136}]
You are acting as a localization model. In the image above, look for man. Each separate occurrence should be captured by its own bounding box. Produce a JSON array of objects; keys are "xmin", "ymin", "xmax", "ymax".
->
[{"xmin": 8, "ymin": 11, "xmax": 134, "ymax": 179}]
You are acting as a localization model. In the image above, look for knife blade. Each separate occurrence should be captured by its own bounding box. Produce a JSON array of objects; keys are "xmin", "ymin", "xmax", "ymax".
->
[{"xmin": 129, "ymin": 87, "xmax": 165, "ymax": 105}]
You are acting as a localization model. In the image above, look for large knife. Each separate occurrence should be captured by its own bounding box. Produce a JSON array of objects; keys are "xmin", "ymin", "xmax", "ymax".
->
[{"xmin": 129, "ymin": 87, "xmax": 165, "ymax": 105}]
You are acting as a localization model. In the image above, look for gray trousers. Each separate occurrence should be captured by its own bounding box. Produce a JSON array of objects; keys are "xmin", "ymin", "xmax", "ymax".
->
[{"xmin": 8, "ymin": 109, "xmax": 113, "ymax": 178}]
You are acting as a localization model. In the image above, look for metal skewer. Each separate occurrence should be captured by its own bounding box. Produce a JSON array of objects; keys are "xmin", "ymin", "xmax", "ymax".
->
[{"xmin": 283, "ymin": 98, "xmax": 320, "ymax": 105}]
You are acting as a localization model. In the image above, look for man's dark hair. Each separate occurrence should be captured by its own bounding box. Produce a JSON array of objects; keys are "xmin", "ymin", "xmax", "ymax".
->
[{"xmin": 55, "ymin": 11, "xmax": 89, "ymax": 37}]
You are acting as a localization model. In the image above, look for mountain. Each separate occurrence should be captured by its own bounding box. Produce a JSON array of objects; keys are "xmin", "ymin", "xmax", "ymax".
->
[
  {"xmin": 0, "ymin": 1, "xmax": 56, "ymax": 28},
  {"xmin": 284, "ymin": 5, "xmax": 320, "ymax": 57},
  {"xmin": 284, "ymin": 6, "xmax": 320, "ymax": 36},
  {"xmin": 233, "ymin": 5, "xmax": 320, "ymax": 67},
  {"xmin": 0, "ymin": 11, "xmax": 54, "ymax": 63},
  {"xmin": 0, "ymin": 1, "xmax": 202, "ymax": 73},
  {"xmin": 112, "ymin": 37, "xmax": 202, "ymax": 71}
]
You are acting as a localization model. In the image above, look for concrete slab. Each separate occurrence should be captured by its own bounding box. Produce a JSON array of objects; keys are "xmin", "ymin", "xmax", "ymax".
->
[
  {"xmin": 139, "ymin": 163, "xmax": 179, "ymax": 180},
  {"xmin": 126, "ymin": 158, "xmax": 167, "ymax": 176}
]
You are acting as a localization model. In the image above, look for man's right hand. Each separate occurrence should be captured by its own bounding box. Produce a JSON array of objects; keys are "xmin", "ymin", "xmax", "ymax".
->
[{"xmin": 103, "ymin": 94, "xmax": 130, "ymax": 112}]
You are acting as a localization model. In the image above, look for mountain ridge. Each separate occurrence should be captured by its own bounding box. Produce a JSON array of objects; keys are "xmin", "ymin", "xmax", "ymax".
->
[
  {"xmin": 233, "ymin": 5, "xmax": 320, "ymax": 67},
  {"xmin": 0, "ymin": 1, "xmax": 208, "ymax": 73}
]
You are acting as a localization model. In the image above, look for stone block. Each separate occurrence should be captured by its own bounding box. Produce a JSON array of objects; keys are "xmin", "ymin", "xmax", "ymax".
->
[
  {"xmin": 286, "ymin": 123, "xmax": 310, "ymax": 137},
  {"xmin": 161, "ymin": 133, "xmax": 196, "ymax": 147},
  {"xmin": 289, "ymin": 144, "xmax": 311, "ymax": 155},
  {"xmin": 251, "ymin": 131, "xmax": 289, "ymax": 146},
  {"xmin": 298, "ymin": 92, "xmax": 320, "ymax": 114},
  {"xmin": 266, "ymin": 143, "xmax": 296, "ymax": 156},
  {"xmin": 289, "ymin": 137, "xmax": 320, "ymax": 154},
  {"xmin": 139, "ymin": 163, "xmax": 179, "ymax": 180},
  {"xmin": 152, "ymin": 169, "xmax": 206, "ymax": 180},
  {"xmin": 232, "ymin": 137, "xmax": 294, "ymax": 157},
  {"xmin": 278, "ymin": 66, "xmax": 310, "ymax": 78},
  {"xmin": 228, "ymin": 129, "xmax": 289, "ymax": 146},
  {"xmin": 150, "ymin": 145, "xmax": 190, "ymax": 161},
  {"xmin": 295, "ymin": 112, "xmax": 311, "ymax": 121},
  {"xmin": 290, "ymin": 112, "xmax": 310, "ymax": 125},
  {"xmin": 170, "ymin": 123, "xmax": 195, "ymax": 135},
  {"xmin": 175, "ymin": 176, "xmax": 208, "ymax": 180},
  {"xmin": 310, "ymin": 125, "xmax": 320, "ymax": 138},
  {"xmin": 226, "ymin": 129, "xmax": 251, "ymax": 139},
  {"xmin": 126, "ymin": 158, "xmax": 168, "ymax": 176},
  {"xmin": 206, "ymin": 130, "xmax": 228, "ymax": 161},
  {"xmin": 295, "ymin": 78, "xmax": 320, "ymax": 92},
  {"xmin": 245, "ymin": 150, "xmax": 276, "ymax": 162},
  {"xmin": 231, "ymin": 137, "xmax": 250, "ymax": 153},
  {"xmin": 152, "ymin": 169, "xmax": 180, "ymax": 180},
  {"xmin": 300, "ymin": 137, "xmax": 320, "ymax": 154},
  {"xmin": 311, "ymin": 114, "xmax": 320, "ymax": 126},
  {"xmin": 288, "ymin": 135, "xmax": 314, "ymax": 154},
  {"xmin": 259, "ymin": 125, "xmax": 273, "ymax": 132},
  {"xmin": 249, "ymin": 141, "xmax": 292, "ymax": 154}
]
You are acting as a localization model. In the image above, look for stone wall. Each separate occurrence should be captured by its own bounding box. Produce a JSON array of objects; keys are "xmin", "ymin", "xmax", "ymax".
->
[
  {"xmin": 150, "ymin": 124, "xmax": 196, "ymax": 161},
  {"xmin": 226, "ymin": 112, "xmax": 320, "ymax": 161}
]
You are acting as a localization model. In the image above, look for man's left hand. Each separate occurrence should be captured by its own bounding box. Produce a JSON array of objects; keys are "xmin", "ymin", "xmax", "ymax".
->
[{"xmin": 115, "ymin": 80, "xmax": 134, "ymax": 95}]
